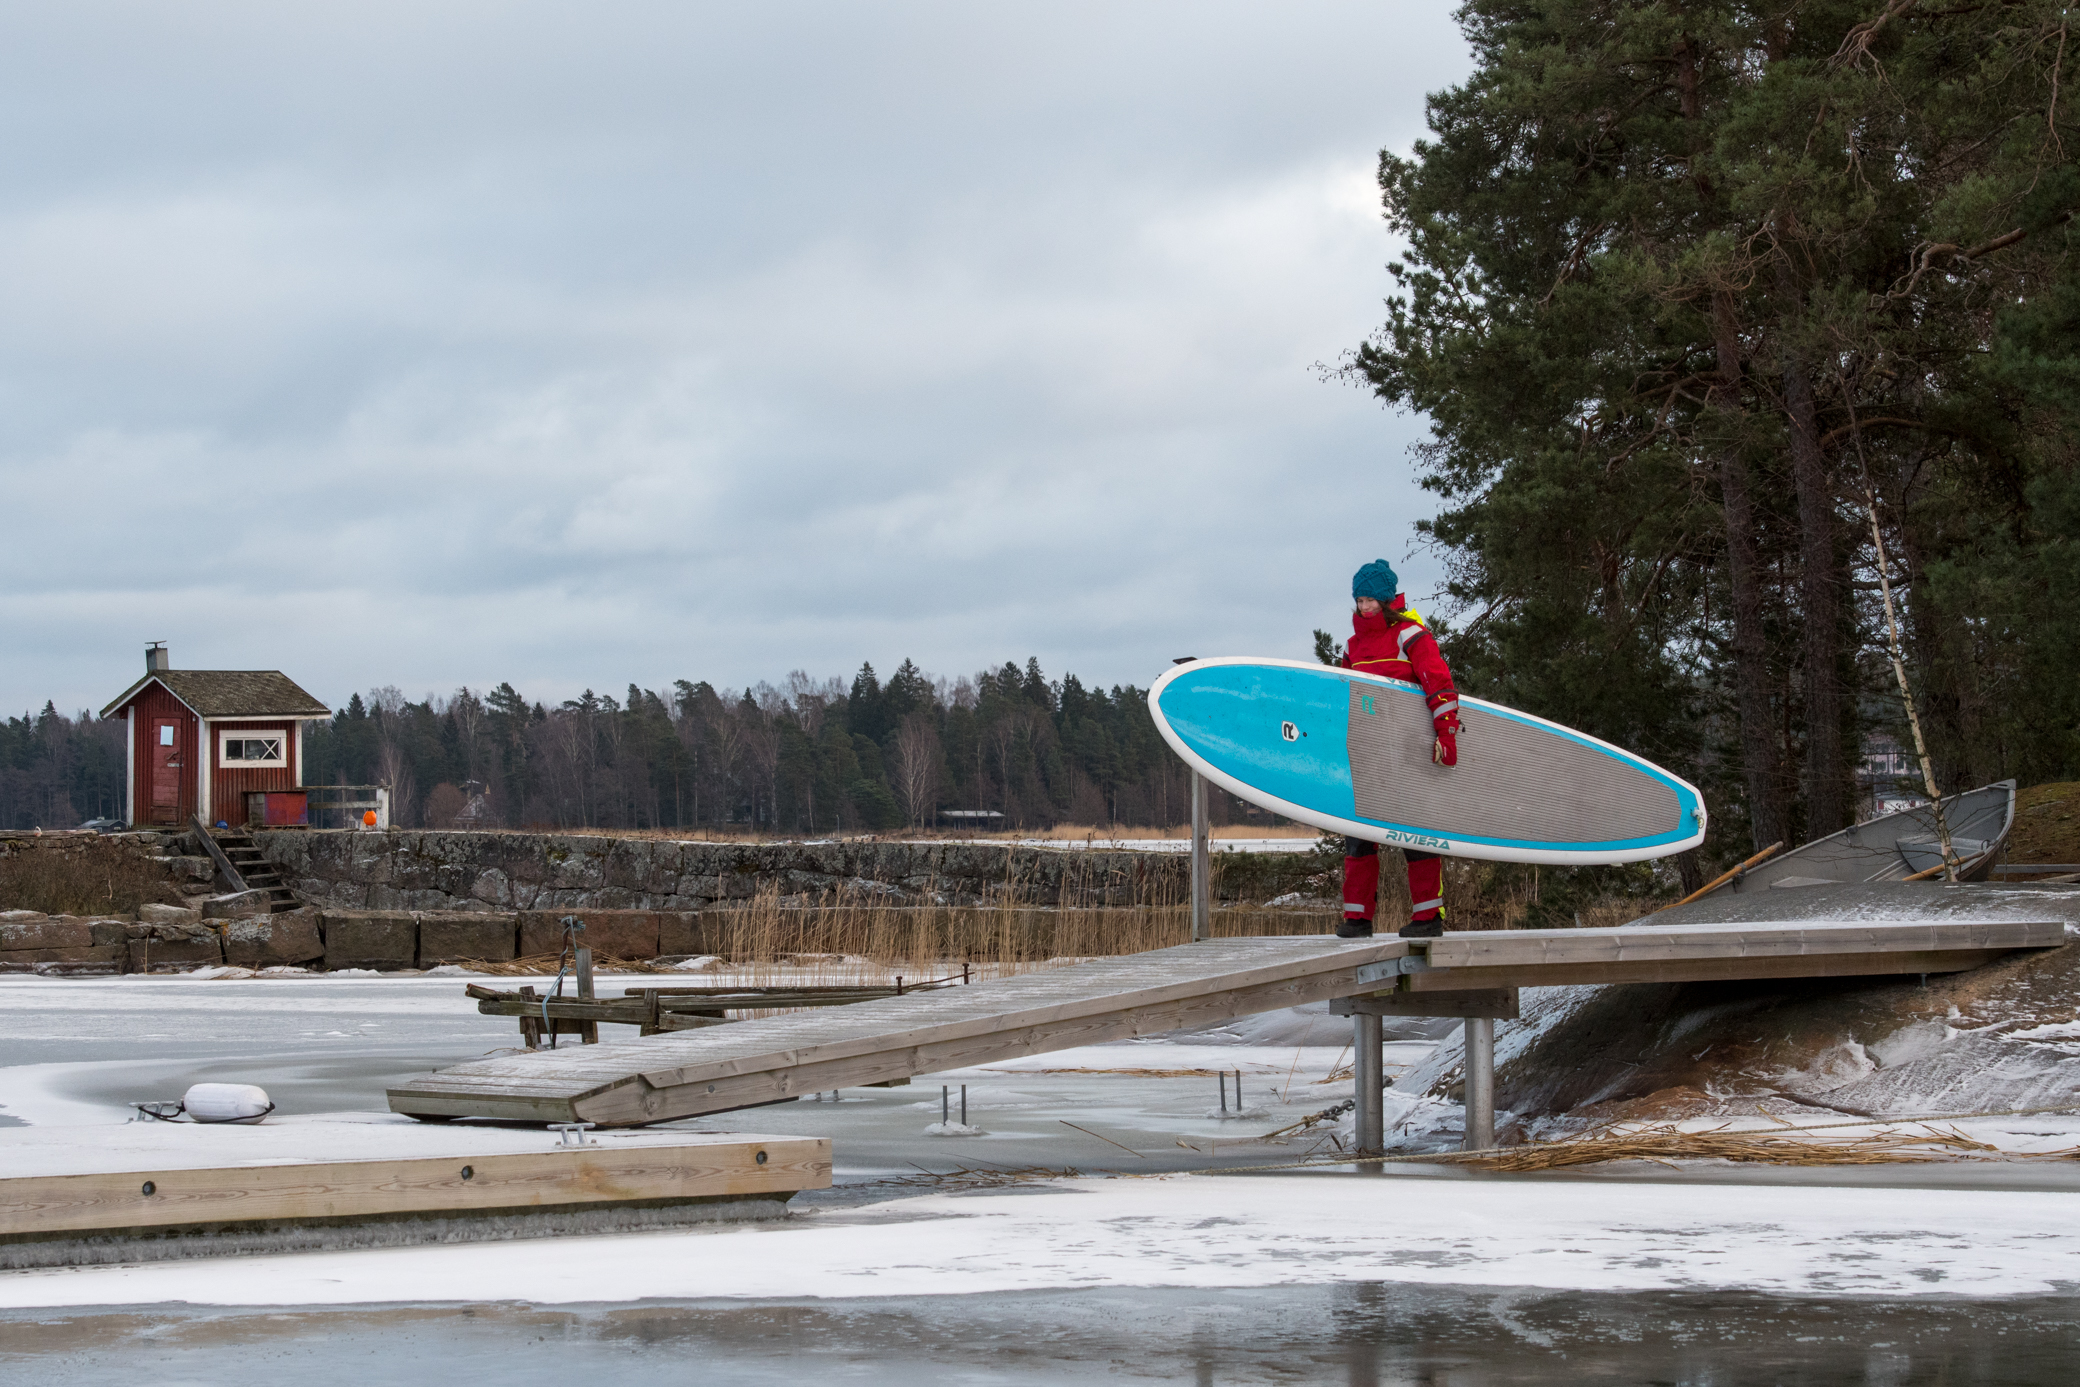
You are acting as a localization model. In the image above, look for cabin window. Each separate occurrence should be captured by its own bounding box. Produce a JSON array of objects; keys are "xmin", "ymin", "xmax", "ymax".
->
[
  {"xmin": 159, "ymin": 725, "xmax": 176, "ymax": 747},
  {"xmin": 219, "ymin": 732, "xmax": 287, "ymax": 767}
]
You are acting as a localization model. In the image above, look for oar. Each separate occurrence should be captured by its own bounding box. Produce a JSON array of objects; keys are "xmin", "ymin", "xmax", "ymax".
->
[{"xmin": 1657, "ymin": 841, "xmax": 1785, "ymax": 913}]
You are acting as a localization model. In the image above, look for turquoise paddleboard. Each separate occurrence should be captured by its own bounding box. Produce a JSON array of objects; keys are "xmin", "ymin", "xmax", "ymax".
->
[{"xmin": 1148, "ymin": 658, "xmax": 1705, "ymax": 865}]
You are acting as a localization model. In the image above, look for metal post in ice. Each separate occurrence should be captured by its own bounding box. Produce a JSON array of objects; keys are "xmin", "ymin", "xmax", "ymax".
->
[
  {"xmin": 1463, "ymin": 1017, "xmax": 1495, "ymax": 1151},
  {"xmin": 1354, "ymin": 1012, "xmax": 1383, "ymax": 1155},
  {"xmin": 1190, "ymin": 771, "xmax": 1211, "ymax": 942}
]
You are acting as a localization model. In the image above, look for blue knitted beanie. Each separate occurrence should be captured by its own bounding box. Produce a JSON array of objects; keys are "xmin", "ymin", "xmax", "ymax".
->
[{"xmin": 1351, "ymin": 559, "xmax": 1399, "ymax": 603}]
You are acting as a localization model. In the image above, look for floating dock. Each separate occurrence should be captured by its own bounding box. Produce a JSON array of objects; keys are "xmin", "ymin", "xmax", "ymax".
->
[
  {"xmin": 389, "ymin": 901, "xmax": 2069, "ymax": 1128},
  {"xmin": 0, "ymin": 1114, "xmax": 827, "ymax": 1265}
]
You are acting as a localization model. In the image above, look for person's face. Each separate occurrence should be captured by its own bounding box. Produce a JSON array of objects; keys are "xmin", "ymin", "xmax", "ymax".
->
[{"xmin": 1355, "ymin": 596, "xmax": 1384, "ymax": 617}]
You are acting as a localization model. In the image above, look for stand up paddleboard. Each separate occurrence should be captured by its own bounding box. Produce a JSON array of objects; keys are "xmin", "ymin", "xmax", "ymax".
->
[{"xmin": 1148, "ymin": 658, "xmax": 1705, "ymax": 865}]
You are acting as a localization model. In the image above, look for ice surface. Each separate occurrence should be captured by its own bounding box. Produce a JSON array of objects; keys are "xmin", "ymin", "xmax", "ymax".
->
[{"xmin": 8, "ymin": 1171, "xmax": 2080, "ymax": 1308}]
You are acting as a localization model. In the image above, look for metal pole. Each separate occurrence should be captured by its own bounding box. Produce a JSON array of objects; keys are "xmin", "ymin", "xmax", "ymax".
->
[
  {"xmin": 1463, "ymin": 1017, "xmax": 1495, "ymax": 1151},
  {"xmin": 1190, "ymin": 771, "xmax": 1211, "ymax": 942},
  {"xmin": 1353, "ymin": 1013, "xmax": 1383, "ymax": 1155}
]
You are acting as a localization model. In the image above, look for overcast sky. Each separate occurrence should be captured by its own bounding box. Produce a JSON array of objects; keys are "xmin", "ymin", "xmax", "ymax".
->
[{"xmin": 1, "ymin": 2, "xmax": 1472, "ymax": 718}]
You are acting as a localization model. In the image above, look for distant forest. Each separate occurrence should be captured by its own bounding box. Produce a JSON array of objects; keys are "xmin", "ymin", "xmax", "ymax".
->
[{"xmin": 0, "ymin": 659, "xmax": 1274, "ymax": 833}]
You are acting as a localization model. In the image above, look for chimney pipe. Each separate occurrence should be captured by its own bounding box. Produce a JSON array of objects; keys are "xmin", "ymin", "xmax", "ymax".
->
[{"xmin": 146, "ymin": 643, "xmax": 169, "ymax": 673}]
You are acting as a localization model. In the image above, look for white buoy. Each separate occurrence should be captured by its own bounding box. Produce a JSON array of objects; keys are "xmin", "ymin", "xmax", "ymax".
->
[{"xmin": 181, "ymin": 1083, "xmax": 274, "ymax": 1124}]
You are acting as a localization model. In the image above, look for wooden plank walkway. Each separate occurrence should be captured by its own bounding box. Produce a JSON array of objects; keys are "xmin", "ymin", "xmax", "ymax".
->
[
  {"xmin": 1396, "ymin": 912, "xmax": 2066, "ymax": 991},
  {"xmin": 389, "ymin": 901, "xmax": 2070, "ymax": 1127},
  {"xmin": 390, "ymin": 936, "xmax": 1409, "ymax": 1125}
]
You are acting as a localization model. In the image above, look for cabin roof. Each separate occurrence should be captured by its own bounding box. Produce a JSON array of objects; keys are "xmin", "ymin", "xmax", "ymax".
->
[{"xmin": 101, "ymin": 671, "xmax": 331, "ymax": 721}]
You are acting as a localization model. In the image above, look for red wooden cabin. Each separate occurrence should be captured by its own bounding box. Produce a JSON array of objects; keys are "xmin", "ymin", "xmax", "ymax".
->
[{"xmin": 101, "ymin": 645, "xmax": 331, "ymax": 828}]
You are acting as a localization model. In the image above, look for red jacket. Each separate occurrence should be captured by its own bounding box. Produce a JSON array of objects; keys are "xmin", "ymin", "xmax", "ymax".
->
[{"xmin": 1341, "ymin": 597, "xmax": 1460, "ymax": 732}]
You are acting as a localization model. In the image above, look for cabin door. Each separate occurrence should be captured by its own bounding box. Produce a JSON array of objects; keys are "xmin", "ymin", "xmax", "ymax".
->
[{"xmin": 150, "ymin": 719, "xmax": 184, "ymax": 822}]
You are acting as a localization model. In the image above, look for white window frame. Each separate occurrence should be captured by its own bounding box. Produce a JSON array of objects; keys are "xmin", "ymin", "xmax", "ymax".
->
[{"xmin": 218, "ymin": 729, "xmax": 288, "ymax": 768}]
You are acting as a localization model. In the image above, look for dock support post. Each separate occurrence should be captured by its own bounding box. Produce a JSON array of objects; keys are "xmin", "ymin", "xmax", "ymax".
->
[
  {"xmin": 1190, "ymin": 771, "xmax": 1211, "ymax": 942},
  {"xmin": 575, "ymin": 946, "xmax": 598, "ymax": 1045},
  {"xmin": 1353, "ymin": 1012, "xmax": 1383, "ymax": 1155},
  {"xmin": 1463, "ymin": 1017, "xmax": 1494, "ymax": 1150}
]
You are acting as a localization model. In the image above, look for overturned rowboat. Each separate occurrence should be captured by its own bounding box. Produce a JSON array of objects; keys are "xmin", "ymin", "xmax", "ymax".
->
[{"xmin": 1706, "ymin": 780, "xmax": 2017, "ymax": 896}]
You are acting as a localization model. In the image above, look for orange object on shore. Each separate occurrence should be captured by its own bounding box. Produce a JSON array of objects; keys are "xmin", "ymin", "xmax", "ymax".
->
[{"xmin": 363, "ymin": 809, "xmax": 378, "ymax": 828}]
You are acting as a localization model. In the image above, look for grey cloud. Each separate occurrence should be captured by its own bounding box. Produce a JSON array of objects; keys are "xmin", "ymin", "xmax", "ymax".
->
[{"xmin": 1, "ymin": 1, "xmax": 1469, "ymax": 716}]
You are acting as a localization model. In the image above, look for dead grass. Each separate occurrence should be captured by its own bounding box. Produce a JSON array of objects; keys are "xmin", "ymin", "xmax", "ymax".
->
[
  {"xmin": 2008, "ymin": 781, "xmax": 2080, "ymax": 864},
  {"xmin": 1452, "ymin": 1121, "xmax": 2067, "ymax": 1171},
  {"xmin": 0, "ymin": 838, "xmax": 184, "ymax": 916},
  {"xmin": 452, "ymin": 879, "xmax": 1337, "ymax": 981},
  {"xmin": 524, "ymin": 823, "xmax": 1323, "ymax": 844}
]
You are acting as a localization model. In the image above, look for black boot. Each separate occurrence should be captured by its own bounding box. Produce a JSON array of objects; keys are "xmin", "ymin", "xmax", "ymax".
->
[
  {"xmin": 1397, "ymin": 917, "xmax": 1444, "ymax": 939},
  {"xmin": 1336, "ymin": 918, "xmax": 1375, "ymax": 939}
]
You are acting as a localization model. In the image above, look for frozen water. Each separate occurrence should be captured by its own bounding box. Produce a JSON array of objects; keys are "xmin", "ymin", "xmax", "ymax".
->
[
  {"xmin": 15, "ymin": 1283, "xmax": 2080, "ymax": 1387},
  {"xmin": 11, "ymin": 1169, "xmax": 2080, "ymax": 1308}
]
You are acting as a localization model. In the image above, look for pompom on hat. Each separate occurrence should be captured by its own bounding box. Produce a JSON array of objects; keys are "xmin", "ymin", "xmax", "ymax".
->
[{"xmin": 1351, "ymin": 559, "xmax": 1400, "ymax": 604}]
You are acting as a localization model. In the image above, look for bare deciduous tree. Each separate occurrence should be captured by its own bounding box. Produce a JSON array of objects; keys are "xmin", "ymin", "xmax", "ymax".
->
[{"xmin": 892, "ymin": 712, "xmax": 943, "ymax": 828}]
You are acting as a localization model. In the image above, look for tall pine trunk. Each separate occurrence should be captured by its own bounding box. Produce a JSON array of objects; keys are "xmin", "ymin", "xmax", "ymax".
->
[
  {"xmin": 1711, "ymin": 294, "xmax": 1786, "ymax": 849},
  {"xmin": 1777, "ymin": 250, "xmax": 1845, "ymax": 835}
]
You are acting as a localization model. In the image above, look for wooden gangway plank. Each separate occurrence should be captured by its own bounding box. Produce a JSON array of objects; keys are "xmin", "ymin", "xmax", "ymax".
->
[
  {"xmin": 391, "ymin": 936, "xmax": 1408, "ymax": 1125},
  {"xmin": 388, "ymin": 907, "xmax": 2071, "ymax": 1127}
]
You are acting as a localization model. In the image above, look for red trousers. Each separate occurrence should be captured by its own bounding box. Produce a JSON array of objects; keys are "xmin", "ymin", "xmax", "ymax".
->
[{"xmin": 1342, "ymin": 839, "xmax": 1442, "ymax": 924}]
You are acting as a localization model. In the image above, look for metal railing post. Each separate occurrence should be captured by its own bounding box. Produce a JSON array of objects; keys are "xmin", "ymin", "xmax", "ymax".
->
[
  {"xmin": 1190, "ymin": 771, "xmax": 1211, "ymax": 942},
  {"xmin": 1463, "ymin": 1017, "xmax": 1495, "ymax": 1150},
  {"xmin": 1354, "ymin": 1012, "xmax": 1383, "ymax": 1155}
]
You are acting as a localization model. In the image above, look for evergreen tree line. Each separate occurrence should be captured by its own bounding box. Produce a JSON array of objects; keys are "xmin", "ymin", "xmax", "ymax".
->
[
  {"xmin": 0, "ymin": 704, "xmax": 126, "ymax": 831},
  {"xmin": 300, "ymin": 658, "xmax": 1247, "ymax": 833},
  {"xmin": 1355, "ymin": 0, "xmax": 2080, "ymax": 861}
]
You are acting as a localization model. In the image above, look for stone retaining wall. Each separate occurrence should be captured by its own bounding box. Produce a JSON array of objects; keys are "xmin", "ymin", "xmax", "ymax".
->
[
  {"xmin": 255, "ymin": 830, "xmax": 1329, "ymax": 914},
  {"xmin": 1, "ymin": 903, "xmax": 1337, "ymax": 974}
]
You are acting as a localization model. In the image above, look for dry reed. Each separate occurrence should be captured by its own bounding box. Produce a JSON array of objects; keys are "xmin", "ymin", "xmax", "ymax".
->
[{"xmin": 1451, "ymin": 1121, "xmax": 2055, "ymax": 1171}]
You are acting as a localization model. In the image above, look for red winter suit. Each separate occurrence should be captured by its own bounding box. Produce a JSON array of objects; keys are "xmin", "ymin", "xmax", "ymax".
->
[{"xmin": 1340, "ymin": 597, "xmax": 1461, "ymax": 927}]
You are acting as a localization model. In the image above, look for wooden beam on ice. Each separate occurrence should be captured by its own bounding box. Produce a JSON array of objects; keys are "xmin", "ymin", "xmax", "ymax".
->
[{"xmin": 0, "ymin": 1135, "xmax": 829, "ymax": 1242}]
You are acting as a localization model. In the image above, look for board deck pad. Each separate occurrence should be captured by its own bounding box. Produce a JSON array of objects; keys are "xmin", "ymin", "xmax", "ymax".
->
[
  {"xmin": 1151, "ymin": 657, "xmax": 1704, "ymax": 864},
  {"xmin": 1345, "ymin": 682, "xmax": 1681, "ymax": 843}
]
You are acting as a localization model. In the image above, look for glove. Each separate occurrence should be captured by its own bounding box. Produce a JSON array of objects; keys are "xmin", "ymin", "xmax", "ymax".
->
[{"xmin": 1432, "ymin": 712, "xmax": 1459, "ymax": 767}]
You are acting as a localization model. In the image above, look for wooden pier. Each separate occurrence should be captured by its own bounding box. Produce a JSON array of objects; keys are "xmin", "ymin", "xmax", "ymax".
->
[
  {"xmin": 389, "ymin": 895, "xmax": 2070, "ymax": 1136},
  {"xmin": 0, "ymin": 1119, "xmax": 829, "ymax": 1249}
]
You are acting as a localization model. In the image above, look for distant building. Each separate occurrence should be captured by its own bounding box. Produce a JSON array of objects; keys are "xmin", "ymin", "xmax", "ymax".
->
[
  {"xmin": 100, "ymin": 644, "xmax": 330, "ymax": 828},
  {"xmin": 1859, "ymin": 733, "xmax": 1923, "ymax": 818},
  {"xmin": 455, "ymin": 779, "xmax": 496, "ymax": 828},
  {"xmin": 939, "ymin": 810, "xmax": 1006, "ymax": 827}
]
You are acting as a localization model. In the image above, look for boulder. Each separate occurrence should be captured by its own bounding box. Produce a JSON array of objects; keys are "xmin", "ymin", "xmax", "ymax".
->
[
  {"xmin": 223, "ymin": 910, "xmax": 326, "ymax": 968},
  {"xmin": 418, "ymin": 912, "xmax": 518, "ymax": 965},
  {"xmin": 659, "ymin": 912, "xmax": 708, "ymax": 957},
  {"xmin": 518, "ymin": 909, "xmax": 661, "ymax": 959},
  {"xmin": 0, "ymin": 945, "xmax": 123, "ymax": 973},
  {"xmin": 128, "ymin": 923, "xmax": 225, "ymax": 972},
  {"xmin": 321, "ymin": 911, "xmax": 418, "ymax": 970},
  {"xmin": 138, "ymin": 902, "xmax": 203, "ymax": 927},
  {"xmin": 151, "ymin": 854, "xmax": 215, "ymax": 882},
  {"xmin": 0, "ymin": 916, "xmax": 92, "ymax": 951},
  {"xmin": 202, "ymin": 890, "xmax": 273, "ymax": 921},
  {"xmin": 88, "ymin": 920, "xmax": 130, "ymax": 948}
]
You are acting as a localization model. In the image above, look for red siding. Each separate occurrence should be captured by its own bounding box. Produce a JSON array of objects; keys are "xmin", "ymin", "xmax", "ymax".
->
[
  {"xmin": 127, "ymin": 685, "xmax": 199, "ymax": 826},
  {"xmin": 211, "ymin": 720, "xmax": 299, "ymax": 824}
]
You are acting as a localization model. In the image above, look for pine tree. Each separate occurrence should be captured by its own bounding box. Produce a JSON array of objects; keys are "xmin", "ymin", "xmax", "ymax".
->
[{"xmin": 1355, "ymin": 0, "xmax": 2079, "ymax": 850}]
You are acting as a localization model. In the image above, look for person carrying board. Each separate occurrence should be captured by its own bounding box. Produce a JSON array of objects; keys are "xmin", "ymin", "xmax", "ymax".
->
[{"xmin": 1338, "ymin": 559, "xmax": 1459, "ymax": 938}]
